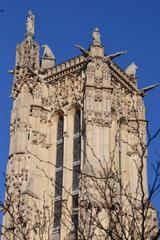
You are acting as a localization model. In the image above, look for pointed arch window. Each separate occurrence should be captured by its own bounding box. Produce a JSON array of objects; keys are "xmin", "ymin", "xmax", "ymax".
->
[
  {"xmin": 54, "ymin": 115, "xmax": 64, "ymax": 230},
  {"xmin": 72, "ymin": 109, "xmax": 81, "ymax": 230}
]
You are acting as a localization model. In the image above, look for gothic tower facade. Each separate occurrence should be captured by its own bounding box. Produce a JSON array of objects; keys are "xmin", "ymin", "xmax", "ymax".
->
[{"xmin": 3, "ymin": 11, "xmax": 155, "ymax": 240}]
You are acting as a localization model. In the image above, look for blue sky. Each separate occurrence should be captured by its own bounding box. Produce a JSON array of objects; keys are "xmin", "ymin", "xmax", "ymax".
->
[{"xmin": 0, "ymin": 0, "xmax": 160, "ymax": 224}]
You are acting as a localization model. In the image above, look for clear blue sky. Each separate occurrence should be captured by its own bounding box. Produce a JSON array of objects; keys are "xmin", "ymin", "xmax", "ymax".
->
[{"xmin": 0, "ymin": 0, "xmax": 160, "ymax": 224}]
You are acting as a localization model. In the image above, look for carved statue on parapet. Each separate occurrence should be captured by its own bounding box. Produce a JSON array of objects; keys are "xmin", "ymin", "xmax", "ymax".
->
[
  {"xmin": 26, "ymin": 10, "xmax": 35, "ymax": 35},
  {"xmin": 92, "ymin": 27, "xmax": 101, "ymax": 46},
  {"xmin": 125, "ymin": 62, "xmax": 138, "ymax": 78}
]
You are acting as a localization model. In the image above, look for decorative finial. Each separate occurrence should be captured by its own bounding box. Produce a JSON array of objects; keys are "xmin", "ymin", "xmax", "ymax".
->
[
  {"xmin": 92, "ymin": 27, "xmax": 101, "ymax": 46},
  {"xmin": 26, "ymin": 10, "xmax": 35, "ymax": 35}
]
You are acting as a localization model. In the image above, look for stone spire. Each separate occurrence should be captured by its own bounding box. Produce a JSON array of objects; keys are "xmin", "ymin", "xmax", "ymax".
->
[
  {"xmin": 14, "ymin": 10, "xmax": 39, "ymax": 72},
  {"xmin": 12, "ymin": 11, "xmax": 40, "ymax": 99}
]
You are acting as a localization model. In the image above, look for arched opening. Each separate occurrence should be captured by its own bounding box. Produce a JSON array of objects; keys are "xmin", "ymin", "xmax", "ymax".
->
[{"xmin": 54, "ymin": 114, "xmax": 64, "ymax": 231}]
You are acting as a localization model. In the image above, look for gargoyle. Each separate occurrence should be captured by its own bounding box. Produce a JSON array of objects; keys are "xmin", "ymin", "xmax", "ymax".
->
[{"xmin": 139, "ymin": 83, "xmax": 159, "ymax": 96}]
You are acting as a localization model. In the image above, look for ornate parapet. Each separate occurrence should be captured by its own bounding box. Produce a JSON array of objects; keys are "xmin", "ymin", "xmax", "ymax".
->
[{"xmin": 43, "ymin": 55, "xmax": 86, "ymax": 83}]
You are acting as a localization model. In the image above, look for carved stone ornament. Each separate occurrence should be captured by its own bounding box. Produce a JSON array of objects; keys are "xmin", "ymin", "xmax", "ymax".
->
[
  {"xmin": 31, "ymin": 130, "xmax": 49, "ymax": 148},
  {"xmin": 49, "ymin": 86, "xmax": 60, "ymax": 111},
  {"xmin": 30, "ymin": 106, "xmax": 41, "ymax": 117},
  {"xmin": 7, "ymin": 154, "xmax": 29, "ymax": 188},
  {"xmin": 42, "ymin": 97, "xmax": 52, "ymax": 108},
  {"xmin": 32, "ymin": 130, "xmax": 39, "ymax": 145},
  {"xmin": 49, "ymin": 75, "xmax": 84, "ymax": 112},
  {"xmin": 111, "ymin": 83, "xmax": 141, "ymax": 120},
  {"xmin": 94, "ymin": 111, "xmax": 111, "ymax": 127},
  {"xmin": 10, "ymin": 118, "xmax": 29, "ymax": 136},
  {"xmin": 127, "ymin": 143, "xmax": 139, "ymax": 157},
  {"xmin": 136, "ymin": 95, "xmax": 145, "ymax": 119},
  {"xmin": 94, "ymin": 89, "xmax": 102, "ymax": 102},
  {"xmin": 12, "ymin": 75, "xmax": 42, "ymax": 100},
  {"xmin": 40, "ymin": 110, "xmax": 48, "ymax": 124},
  {"xmin": 33, "ymin": 84, "xmax": 42, "ymax": 98},
  {"xmin": 85, "ymin": 110, "xmax": 111, "ymax": 127},
  {"xmin": 127, "ymin": 122, "xmax": 139, "ymax": 135},
  {"xmin": 15, "ymin": 32, "xmax": 39, "ymax": 80},
  {"xmin": 86, "ymin": 57, "xmax": 111, "ymax": 87},
  {"xmin": 84, "ymin": 58, "xmax": 112, "ymax": 127},
  {"xmin": 39, "ymin": 133, "xmax": 47, "ymax": 148}
]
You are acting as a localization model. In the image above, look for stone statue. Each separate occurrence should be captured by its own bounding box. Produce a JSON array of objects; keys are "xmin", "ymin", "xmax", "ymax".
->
[
  {"xmin": 26, "ymin": 10, "xmax": 35, "ymax": 35},
  {"xmin": 92, "ymin": 27, "xmax": 101, "ymax": 46},
  {"xmin": 125, "ymin": 63, "xmax": 138, "ymax": 77}
]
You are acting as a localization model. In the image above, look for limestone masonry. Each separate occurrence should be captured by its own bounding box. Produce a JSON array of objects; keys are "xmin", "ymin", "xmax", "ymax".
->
[{"xmin": 3, "ymin": 11, "xmax": 157, "ymax": 240}]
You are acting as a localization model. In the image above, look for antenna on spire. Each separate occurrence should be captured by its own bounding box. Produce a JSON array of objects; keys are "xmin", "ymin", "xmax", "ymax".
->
[{"xmin": 26, "ymin": 10, "xmax": 35, "ymax": 36}]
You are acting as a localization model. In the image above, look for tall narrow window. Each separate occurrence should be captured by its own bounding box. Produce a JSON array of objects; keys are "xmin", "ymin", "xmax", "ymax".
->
[
  {"xmin": 72, "ymin": 109, "xmax": 81, "ymax": 231},
  {"xmin": 54, "ymin": 115, "xmax": 64, "ymax": 231}
]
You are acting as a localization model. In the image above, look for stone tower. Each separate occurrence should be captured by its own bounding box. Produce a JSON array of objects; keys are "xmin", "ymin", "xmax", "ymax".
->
[{"xmin": 3, "ymin": 11, "xmax": 155, "ymax": 240}]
